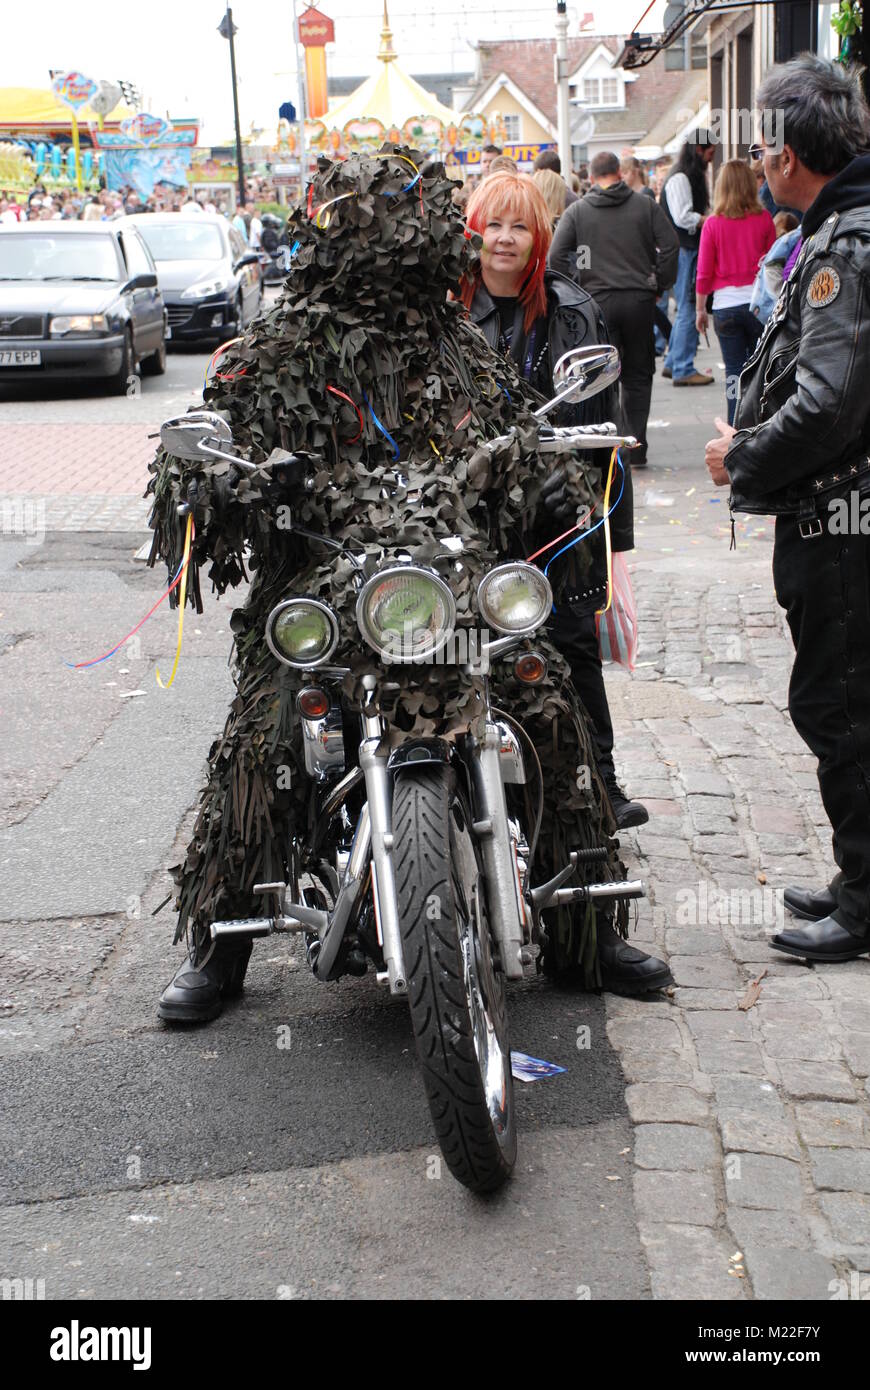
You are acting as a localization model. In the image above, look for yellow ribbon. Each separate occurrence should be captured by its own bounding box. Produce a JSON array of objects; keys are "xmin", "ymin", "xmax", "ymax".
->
[
  {"xmin": 156, "ymin": 513, "xmax": 194, "ymax": 689},
  {"xmin": 373, "ymin": 150, "xmax": 421, "ymax": 178},
  {"xmin": 596, "ymin": 447, "xmax": 618, "ymax": 617},
  {"xmin": 315, "ymin": 191, "xmax": 357, "ymax": 229}
]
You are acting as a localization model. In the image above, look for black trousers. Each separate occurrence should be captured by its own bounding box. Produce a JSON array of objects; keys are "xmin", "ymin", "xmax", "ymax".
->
[
  {"xmin": 595, "ymin": 290, "xmax": 656, "ymax": 465},
  {"xmin": 773, "ymin": 512, "xmax": 870, "ymax": 935},
  {"xmin": 548, "ymin": 604, "xmax": 615, "ymax": 780}
]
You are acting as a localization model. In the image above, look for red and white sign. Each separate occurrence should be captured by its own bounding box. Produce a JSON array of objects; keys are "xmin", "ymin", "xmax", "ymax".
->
[{"xmin": 298, "ymin": 4, "xmax": 335, "ymax": 47}]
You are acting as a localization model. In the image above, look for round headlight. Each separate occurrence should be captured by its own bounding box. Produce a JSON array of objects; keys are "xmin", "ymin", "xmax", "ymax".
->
[
  {"xmin": 265, "ymin": 598, "xmax": 339, "ymax": 668},
  {"xmin": 477, "ymin": 563, "xmax": 553, "ymax": 636},
  {"xmin": 356, "ymin": 565, "xmax": 456, "ymax": 662}
]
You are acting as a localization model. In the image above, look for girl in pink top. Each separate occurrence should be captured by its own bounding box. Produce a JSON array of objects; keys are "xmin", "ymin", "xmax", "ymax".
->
[{"xmin": 695, "ymin": 161, "xmax": 776, "ymax": 422}]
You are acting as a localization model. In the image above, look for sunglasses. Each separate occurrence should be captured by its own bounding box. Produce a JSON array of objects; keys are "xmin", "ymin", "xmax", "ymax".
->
[{"xmin": 748, "ymin": 144, "xmax": 765, "ymax": 161}]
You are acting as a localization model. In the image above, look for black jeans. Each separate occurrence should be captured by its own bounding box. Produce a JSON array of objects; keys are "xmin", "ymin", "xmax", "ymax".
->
[
  {"xmin": 773, "ymin": 512, "xmax": 870, "ymax": 934},
  {"xmin": 548, "ymin": 604, "xmax": 615, "ymax": 781},
  {"xmin": 595, "ymin": 291, "xmax": 656, "ymax": 465},
  {"xmin": 712, "ymin": 303, "xmax": 763, "ymax": 426}
]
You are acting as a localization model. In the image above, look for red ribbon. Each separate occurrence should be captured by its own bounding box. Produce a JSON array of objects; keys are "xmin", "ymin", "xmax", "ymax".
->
[{"xmin": 327, "ymin": 384, "xmax": 364, "ymax": 443}]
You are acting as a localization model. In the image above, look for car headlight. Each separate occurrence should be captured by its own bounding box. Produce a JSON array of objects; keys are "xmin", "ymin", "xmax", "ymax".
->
[
  {"xmin": 180, "ymin": 277, "xmax": 228, "ymax": 300},
  {"xmin": 356, "ymin": 564, "xmax": 456, "ymax": 663},
  {"xmin": 265, "ymin": 598, "xmax": 339, "ymax": 668},
  {"xmin": 477, "ymin": 562, "xmax": 553, "ymax": 636},
  {"xmin": 49, "ymin": 314, "xmax": 109, "ymax": 336}
]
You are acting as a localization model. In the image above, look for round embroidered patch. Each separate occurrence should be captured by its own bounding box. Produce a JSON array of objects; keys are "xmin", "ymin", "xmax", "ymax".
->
[{"xmin": 807, "ymin": 266, "xmax": 841, "ymax": 307}]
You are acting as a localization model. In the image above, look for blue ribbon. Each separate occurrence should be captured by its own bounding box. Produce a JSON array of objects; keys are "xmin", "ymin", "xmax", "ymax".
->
[
  {"xmin": 384, "ymin": 174, "xmax": 422, "ymax": 197},
  {"xmin": 544, "ymin": 455, "xmax": 626, "ymax": 602},
  {"xmin": 362, "ymin": 390, "xmax": 400, "ymax": 460}
]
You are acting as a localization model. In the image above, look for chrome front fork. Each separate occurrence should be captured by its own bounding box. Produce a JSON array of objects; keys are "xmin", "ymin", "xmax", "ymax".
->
[{"xmin": 359, "ymin": 675, "xmax": 407, "ymax": 995}]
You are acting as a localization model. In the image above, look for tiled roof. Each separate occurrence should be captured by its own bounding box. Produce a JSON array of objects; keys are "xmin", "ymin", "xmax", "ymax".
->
[{"xmin": 471, "ymin": 35, "xmax": 705, "ymax": 147}]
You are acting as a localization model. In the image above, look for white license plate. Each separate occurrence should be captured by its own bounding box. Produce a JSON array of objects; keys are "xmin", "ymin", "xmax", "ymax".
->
[{"xmin": 0, "ymin": 349, "xmax": 42, "ymax": 366}]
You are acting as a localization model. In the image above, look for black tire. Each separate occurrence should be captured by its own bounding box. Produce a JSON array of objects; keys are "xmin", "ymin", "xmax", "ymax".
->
[
  {"xmin": 230, "ymin": 292, "xmax": 243, "ymax": 336},
  {"xmin": 109, "ymin": 329, "xmax": 137, "ymax": 396},
  {"xmin": 141, "ymin": 326, "xmax": 167, "ymax": 376},
  {"xmin": 394, "ymin": 764, "xmax": 517, "ymax": 1192}
]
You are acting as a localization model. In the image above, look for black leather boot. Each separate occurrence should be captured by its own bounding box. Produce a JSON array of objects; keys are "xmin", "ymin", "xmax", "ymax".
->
[
  {"xmin": 603, "ymin": 773, "xmax": 650, "ymax": 830},
  {"xmin": 597, "ymin": 920, "xmax": 673, "ymax": 994},
  {"xmin": 783, "ymin": 874, "xmax": 841, "ymax": 922},
  {"xmin": 770, "ymin": 912, "xmax": 870, "ymax": 963},
  {"xmin": 158, "ymin": 939, "xmax": 253, "ymax": 1024}
]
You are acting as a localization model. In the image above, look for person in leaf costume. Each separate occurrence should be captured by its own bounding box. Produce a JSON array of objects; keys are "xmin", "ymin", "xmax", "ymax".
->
[{"xmin": 147, "ymin": 147, "xmax": 663, "ymax": 1023}]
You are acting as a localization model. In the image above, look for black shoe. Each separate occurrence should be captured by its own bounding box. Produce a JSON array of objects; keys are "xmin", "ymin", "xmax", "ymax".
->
[
  {"xmin": 783, "ymin": 876, "xmax": 840, "ymax": 922},
  {"xmin": 604, "ymin": 778, "xmax": 650, "ymax": 829},
  {"xmin": 157, "ymin": 940, "xmax": 253, "ymax": 1024},
  {"xmin": 597, "ymin": 920, "xmax": 673, "ymax": 995},
  {"xmin": 662, "ymin": 364, "xmax": 672, "ymax": 379},
  {"xmin": 770, "ymin": 912, "xmax": 870, "ymax": 963}
]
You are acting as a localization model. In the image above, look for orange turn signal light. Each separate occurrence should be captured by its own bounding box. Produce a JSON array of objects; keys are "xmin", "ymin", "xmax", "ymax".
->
[
  {"xmin": 297, "ymin": 687, "xmax": 330, "ymax": 719},
  {"xmin": 514, "ymin": 652, "xmax": 547, "ymax": 685}
]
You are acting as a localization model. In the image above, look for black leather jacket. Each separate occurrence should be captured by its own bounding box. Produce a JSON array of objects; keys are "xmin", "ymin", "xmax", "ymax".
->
[
  {"xmin": 470, "ymin": 269, "xmax": 634, "ymax": 551},
  {"xmin": 727, "ymin": 156, "xmax": 870, "ymax": 518}
]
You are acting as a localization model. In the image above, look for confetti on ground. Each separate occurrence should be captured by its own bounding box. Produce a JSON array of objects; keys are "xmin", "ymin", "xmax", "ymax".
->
[
  {"xmin": 511, "ymin": 1051, "xmax": 567, "ymax": 1082},
  {"xmin": 685, "ymin": 487, "xmax": 696, "ymax": 496},
  {"xmin": 644, "ymin": 491, "xmax": 675, "ymax": 507}
]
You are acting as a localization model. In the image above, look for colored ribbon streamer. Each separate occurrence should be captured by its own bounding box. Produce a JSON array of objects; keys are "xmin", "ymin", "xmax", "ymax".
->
[
  {"xmin": 596, "ymin": 448, "xmax": 618, "ymax": 617},
  {"xmin": 66, "ymin": 527, "xmax": 193, "ymax": 671},
  {"xmin": 204, "ymin": 336, "xmax": 244, "ymax": 392},
  {"xmin": 542, "ymin": 451, "xmax": 625, "ymax": 582},
  {"xmin": 326, "ymin": 384, "xmax": 364, "ymax": 443},
  {"xmin": 156, "ymin": 513, "xmax": 195, "ymax": 689},
  {"xmin": 362, "ymin": 389, "xmax": 400, "ymax": 460},
  {"xmin": 314, "ymin": 191, "xmax": 357, "ymax": 228},
  {"xmin": 526, "ymin": 503, "xmax": 596, "ymax": 564},
  {"xmin": 376, "ymin": 150, "xmax": 425, "ymax": 213}
]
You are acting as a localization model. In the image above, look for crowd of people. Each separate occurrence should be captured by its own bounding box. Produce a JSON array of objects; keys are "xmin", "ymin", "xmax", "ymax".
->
[
  {"xmin": 0, "ymin": 171, "xmax": 282, "ymax": 246},
  {"xmin": 447, "ymin": 131, "xmax": 802, "ymax": 458}
]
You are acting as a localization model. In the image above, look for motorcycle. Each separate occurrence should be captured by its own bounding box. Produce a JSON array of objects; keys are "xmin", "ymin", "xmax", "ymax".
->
[
  {"xmin": 158, "ymin": 345, "xmax": 645, "ymax": 1194},
  {"xmin": 258, "ymin": 214, "xmax": 295, "ymax": 285}
]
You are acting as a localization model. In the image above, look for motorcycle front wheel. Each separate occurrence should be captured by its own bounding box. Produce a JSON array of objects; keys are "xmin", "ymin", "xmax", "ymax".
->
[{"xmin": 393, "ymin": 764, "xmax": 517, "ymax": 1192}]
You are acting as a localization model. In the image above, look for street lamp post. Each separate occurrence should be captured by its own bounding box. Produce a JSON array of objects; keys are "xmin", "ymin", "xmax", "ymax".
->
[
  {"xmin": 218, "ymin": 5, "xmax": 246, "ymax": 210},
  {"xmin": 291, "ymin": 0, "xmax": 308, "ymax": 198},
  {"xmin": 554, "ymin": 0, "xmax": 572, "ymax": 178}
]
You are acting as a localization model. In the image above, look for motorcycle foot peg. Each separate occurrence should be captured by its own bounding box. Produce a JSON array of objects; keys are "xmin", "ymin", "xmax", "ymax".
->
[
  {"xmin": 549, "ymin": 879, "xmax": 645, "ymax": 907},
  {"xmin": 210, "ymin": 917, "xmax": 275, "ymax": 940}
]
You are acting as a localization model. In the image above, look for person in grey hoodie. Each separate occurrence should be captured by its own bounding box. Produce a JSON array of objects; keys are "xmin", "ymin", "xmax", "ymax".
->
[{"xmin": 549, "ymin": 150, "xmax": 679, "ymax": 466}]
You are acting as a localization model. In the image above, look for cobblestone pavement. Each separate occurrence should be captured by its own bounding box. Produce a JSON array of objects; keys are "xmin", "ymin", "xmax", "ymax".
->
[{"xmin": 607, "ymin": 346, "xmax": 870, "ymax": 1300}]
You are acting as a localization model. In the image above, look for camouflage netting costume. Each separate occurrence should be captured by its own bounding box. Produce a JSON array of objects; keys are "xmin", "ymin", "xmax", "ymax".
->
[{"xmin": 147, "ymin": 147, "xmax": 628, "ymax": 983}]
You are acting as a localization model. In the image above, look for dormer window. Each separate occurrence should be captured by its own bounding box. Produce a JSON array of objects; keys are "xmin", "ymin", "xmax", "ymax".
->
[{"xmin": 582, "ymin": 75, "xmax": 621, "ymax": 107}]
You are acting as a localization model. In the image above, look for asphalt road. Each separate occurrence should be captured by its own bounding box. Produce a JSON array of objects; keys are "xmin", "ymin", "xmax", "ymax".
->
[{"xmin": 0, "ymin": 340, "xmax": 648, "ymax": 1300}]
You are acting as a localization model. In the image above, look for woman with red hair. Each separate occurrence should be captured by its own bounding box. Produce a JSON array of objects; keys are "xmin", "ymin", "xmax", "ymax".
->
[{"xmin": 460, "ymin": 172, "xmax": 669, "ymax": 995}]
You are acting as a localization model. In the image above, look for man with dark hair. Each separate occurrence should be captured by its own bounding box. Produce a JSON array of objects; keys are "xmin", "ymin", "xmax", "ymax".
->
[
  {"xmin": 480, "ymin": 144, "xmax": 503, "ymax": 178},
  {"xmin": 534, "ymin": 147, "xmax": 578, "ymax": 204},
  {"xmin": 661, "ymin": 130, "xmax": 717, "ymax": 385},
  {"xmin": 705, "ymin": 54, "xmax": 870, "ymax": 964},
  {"xmin": 549, "ymin": 147, "xmax": 679, "ymax": 468}
]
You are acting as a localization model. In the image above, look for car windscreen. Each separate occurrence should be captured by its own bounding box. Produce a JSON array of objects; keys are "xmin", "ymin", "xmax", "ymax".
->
[
  {"xmin": 134, "ymin": 222, "xmax": 225, "ymax": 262},
  {"xmin": 0, "ymin": 233, "xmax": 121, "ymax": 281}
]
